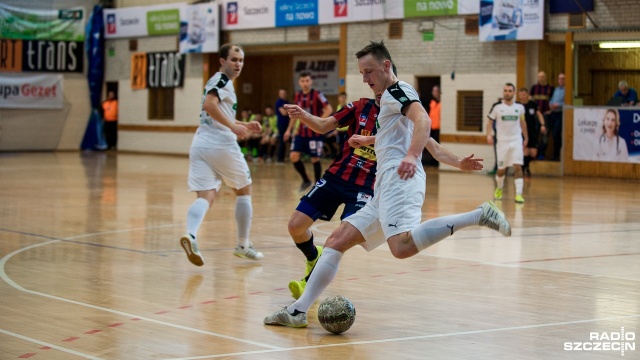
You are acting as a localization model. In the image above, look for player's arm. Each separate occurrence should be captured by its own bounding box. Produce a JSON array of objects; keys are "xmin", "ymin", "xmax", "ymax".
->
[
  {"xmin": 536, "ymin": 109, "xmax": 547, "ymax": 134},
  {"xmin": 284, "ymin": 104, "xmax": 338, "ymax": 134},
  {"xmin": 348, "ymin": 134, "xmax": 375, "ymax": 148},
  {"xmin": 425, "ymin": 137, "xmax": 483, "ymax": 171},
  {"xmin": 486, "ymin": 118, "xmax": 495, "ymax": 145},
  {"xmin": 321, "ymin": 103, "xmax": 333, "ymax": 118},
  {"xmin": 202, "ymin": 92, "xmax": 260, "ymax": 137},
  {"xmin": 398, "ymin": 102, "xmax": 431, "ymax": 180},
  {"xmin": 520, "ymin": 114, "xmax": 528, "ymax": 147}
]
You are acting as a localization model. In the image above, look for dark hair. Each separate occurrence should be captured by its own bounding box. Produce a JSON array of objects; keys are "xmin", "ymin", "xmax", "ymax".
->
[
  {"xmin": 355, "ymin": 40, "xmax": 392, "ymax": 63},
  {"xmin": 505, "ymin": 83, "xmax": 516, "ymax": 91},
  {"xmin": 299, "ymin": 71, "xmax": 312, "ymax": 79},
  {"xmin": 518, "ymin": 87, "xmax": 528, "ymax": 93},
  {"xmin": 219, "ymin": 43, "xmax": 243, "ymax": 60}
]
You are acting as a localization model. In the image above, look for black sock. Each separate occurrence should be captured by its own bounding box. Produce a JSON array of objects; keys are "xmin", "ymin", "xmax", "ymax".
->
[
  {"xmin": 313, "ymin": 161, "xmax": 322, "ymax": 182},
  {"xmin": 295, "ymin": 235, "xmax": 318, "ymax": 262},
  {"xmin": 293, "ymin": 161, "xmax": 309, "ymax": 182}
]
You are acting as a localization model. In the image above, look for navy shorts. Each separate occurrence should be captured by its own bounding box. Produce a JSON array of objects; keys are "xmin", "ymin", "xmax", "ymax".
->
[
  {"xmin": 291, "ymin": 136, "xmax": 323, "ymax": 158},
  {"xmin": 296, "ymin": 176, "xmax": 373, "ymax": 221}
]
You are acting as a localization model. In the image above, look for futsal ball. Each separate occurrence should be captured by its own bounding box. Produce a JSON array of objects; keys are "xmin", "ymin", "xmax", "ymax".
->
[{"xmin": 317, "ymin": 295, "xmax": 356, "ymax": 334}]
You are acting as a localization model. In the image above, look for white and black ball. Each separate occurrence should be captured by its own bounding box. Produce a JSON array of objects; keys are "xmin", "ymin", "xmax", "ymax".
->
[{"xmin": 317, "ymin": 295, "xmax": 356, "ymax": 334}]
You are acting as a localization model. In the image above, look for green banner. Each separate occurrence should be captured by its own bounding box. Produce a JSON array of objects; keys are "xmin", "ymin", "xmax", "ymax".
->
[
  {"xmin": 0, "ymin": 3, "xmax": 85, "ymax": 41},
  {"xmin": 405, "ymin": 0, "xmax": 459, "ymax": 18},
  {"xmin": 147, "ymin": 8, "xmax": 180, "ymax": 36}
]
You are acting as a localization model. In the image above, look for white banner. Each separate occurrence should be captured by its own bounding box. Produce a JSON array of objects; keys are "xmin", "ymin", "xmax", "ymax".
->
[
  {"xmin": 0, "ymin": 73, "xmax": 64, "ymax": 109},
  {"xmin": 293, "ymin": 55, "xmax": 339, "ymax": 96},
  {"xmin": 221, "ymin": 0, "xmax": 275, "ymax": 30},
  {"xmin": 104, "ymin": 3, "xmax": 186, "ymax": 39},
  {"xmin": 573, "ymin": 107, "xmax": 640, "ymax": 163},
  {"xmin": 318, "ymin": 0, "xmax": 403, "ymax": 24},
  {"xmin": 179, "ymin": 3, "xmax": 219, "ymax": 54},
  {"xmin": 479, "ymin": 0, "xmax": 544, "ymax": 42}
]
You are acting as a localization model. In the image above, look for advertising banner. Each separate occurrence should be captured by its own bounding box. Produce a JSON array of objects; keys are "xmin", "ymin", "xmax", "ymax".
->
[
  {"xmin": 573, "ymin": 107, "xmax": 640, "ymax": 163},
  {"xmin": 221, "ymin": 0, "xmax": 275, "ymax": 30},
  {"xmin": 0, "ymin": 73, "xmax": 64, "ymax": 109},
  {"xmin": 276, "ymin": 0, "xmax": 319, "ymax": 27},
  {"xmin": 318, "ymin": 0, "xmax": 403, "ymax": 24},
  {"xmin": 404, "ymin": 0, "xmax": 479, "ymax": 18},
  {"xmin": 104, "ymin": 3, "xmax": 185, "ymax": 39},
  {"xmin": 130, "ymin": 52, "xmax": 185, "ymax": 89},
  {"xmin": 0, "ymin": 39, "xmax": 83, "ymax": 73},
  {"xmin": 0, "ymin": 3, "xmax": 85, "ymax": 41},
  {"xmin": 479, "ymin": 0, "xmax": 543, "ymax": 42},
  {"xmin": 293, "ymin": 55, "xmax": 339, "ymax": 95},
  {"xmin": 179, "ymin": 3, "xmax": 219, "ymax": 54}
]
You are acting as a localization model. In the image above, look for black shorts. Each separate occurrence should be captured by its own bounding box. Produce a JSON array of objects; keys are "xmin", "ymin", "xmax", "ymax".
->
[
  {"xmin": 526, "ymin": 126, "xmax": 539, "ymax": 148},
  {"xmin": 296, "ymin": 176, "xmax": 373, "ymax": 221},
  {"xmin": 291, "ymin": 136, "xmax": 323, "ymax": 158}
]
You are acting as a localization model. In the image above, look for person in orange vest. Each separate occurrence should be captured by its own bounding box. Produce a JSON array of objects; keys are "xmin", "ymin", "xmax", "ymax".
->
[
  {"xmin": 427, "ymin": 85, "xmax": 441, "ymax": 167},
  {"xmin": 102, "ymin": 91, "xmax": 118, "ymax": 150}
]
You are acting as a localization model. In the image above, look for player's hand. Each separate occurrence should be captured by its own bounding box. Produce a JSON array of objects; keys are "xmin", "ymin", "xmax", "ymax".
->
[
  {"xmin": 486, "ymin": 135, "xmax": 494, "ymax": 145},
  {"xmin": 348, "ymin": 134, "xmax": 366, "ymax": 148},
  {"xmin": 397, "ymin": 156, "xmax": 418, "ymax": 180},
  {"xmin": 245, "ymin": 120, "xmax": 262, "ymax": 133},
  {"xmin": 232, "ymin": 124, "xmax": 249, "ymax": 139},
  {"xmin": 284, "ymin": 104, "xmax": 306, "ymax": 119},
  {"xmin": 459, "ymin": 154, "xmax": 483, "ymax": 172},
  {"xmin": 283, "ymin": 130, "xmax": 291, "ymax": 142}
]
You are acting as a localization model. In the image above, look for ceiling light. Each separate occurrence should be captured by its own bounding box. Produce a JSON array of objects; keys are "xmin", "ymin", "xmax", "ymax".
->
[{"xmin": 598, "ymin": 42, "xmax": 640, "ymax": 49}]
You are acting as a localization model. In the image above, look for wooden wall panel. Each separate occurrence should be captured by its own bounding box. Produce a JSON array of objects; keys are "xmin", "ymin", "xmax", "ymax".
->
[
  {"xmin": 537, "ymin": 40, "xmax": 565, "ymax": 86},
  {"xmin": 577, "ymin": 46, "xmax": 640, "ymax": 105}
]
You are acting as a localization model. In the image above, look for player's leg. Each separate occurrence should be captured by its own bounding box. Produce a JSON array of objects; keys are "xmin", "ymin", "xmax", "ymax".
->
[
  {"xmin": 290, "ymin": 137, "xmax": 311, "ymax": 190},
  {"xmin": 494, "ymin": 141, "xmax": 508, "ymax": 200},
  {"xmin": 181, "ymin": 147, "xmax": 222, "ymax": 266},
  {"xmin": 511, "ymin": 139, "xmax": 525, "ymax": 203},
  {"xmin": 264, "ymin": 221, "xmax": 364, "ymax": 328},
  {"xmin": 309, "ymin": 138, "xmax": 323, "ymax": 182}
]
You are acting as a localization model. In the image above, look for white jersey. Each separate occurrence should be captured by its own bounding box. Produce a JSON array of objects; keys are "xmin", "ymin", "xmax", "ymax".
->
[
  {"xmin": 376, "ymin": 81, "xmax": 423, "ymax": 174},
  {"xmin": 191, "ymin": 72, "xmax": 238, "ymax": 148},
  {"xmin": 487, "ymin": 100, "xmax": 525, "ymax": 142}
]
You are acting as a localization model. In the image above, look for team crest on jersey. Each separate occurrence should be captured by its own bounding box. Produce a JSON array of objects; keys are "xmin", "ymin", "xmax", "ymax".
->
[
  {"xmin": 359, "ymin": 113, "xmax": 368, "ymax": 126},
  {"xmin": 357, "ymin": 192, "xmax": 372, "ymax": 202}
]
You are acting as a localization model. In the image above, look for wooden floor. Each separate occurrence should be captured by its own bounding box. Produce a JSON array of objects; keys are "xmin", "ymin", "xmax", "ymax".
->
[{"xmin": 1, "ymin": 151, "xmax": 639, "ymax": 360}]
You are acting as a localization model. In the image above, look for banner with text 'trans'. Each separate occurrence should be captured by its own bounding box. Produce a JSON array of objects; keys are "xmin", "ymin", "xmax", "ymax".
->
[
  {"xmin": 0, "ymin": 73, "xmax": 64, "ymax": 109},
  {"xmin": 0, "ymin": 3, "xmax": 85, "ymax": 41},
  {"xmin": 573, "ymin": 107, "xmax": 640, "ymax": 164},
  {"xmin": 130, "ymin": 52, "xmax": 185, "ymax": 90}
]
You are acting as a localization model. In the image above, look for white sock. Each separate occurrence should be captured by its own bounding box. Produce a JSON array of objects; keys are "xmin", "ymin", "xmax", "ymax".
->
[
  {"xmin": 288, "ymin": 247, "xmax": 342, "ymax": 314},
  {"xmin": 235, "ymin": 195, "xmax": 252, "ymax": 248},
  {"xmin": 186, "ymin": 198, "xmax": 209, "ymax": 238},
  {"xmin": 411, "ymin": 208, "xmax": 482, "ymax": 252},
  {"xmin": 515, "ymin": 178, "xmax": 524, "ymax": 195},
  {"xmin": 495, "ymin": 174, "xmax": 505, "ymax": 189}
]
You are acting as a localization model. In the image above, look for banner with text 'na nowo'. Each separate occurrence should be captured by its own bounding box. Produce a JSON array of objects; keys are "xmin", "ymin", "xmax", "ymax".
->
[
  {"xmin": 0, "ymin": 3, "xmax": 85, "ymax": 41},
  {"xmin": 573, "ymin": 107, "xmax": 640, "ymax": 164},
  {"xmin": 0, "ymin": 73, "xmax": 64, "ymax": 109}
]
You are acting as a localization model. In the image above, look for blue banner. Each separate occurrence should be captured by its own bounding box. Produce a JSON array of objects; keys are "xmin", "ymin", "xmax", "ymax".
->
[
  {"xmin": 81, "ymin": 5, "xmax": 107, "ymax": 151},
  {"xmin": 275, "ymin": 0, "xmax": 318, "ymax": 27}
]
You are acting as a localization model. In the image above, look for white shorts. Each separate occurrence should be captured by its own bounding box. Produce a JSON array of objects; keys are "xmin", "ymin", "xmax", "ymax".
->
[
  {"xmin": 188, "ymin": 145, "xmax": 252, "ymax": 192},
  {"xmin": 496, "ymin": 138, "xmax": 524, "ymax": 170},
  {"xmin": 345, "ymin": 167, "xmax": 426, "ymax": 252}
]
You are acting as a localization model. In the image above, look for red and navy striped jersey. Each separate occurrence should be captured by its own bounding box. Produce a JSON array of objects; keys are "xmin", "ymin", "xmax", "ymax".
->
[
  {"xmin": 326, "ymin": 98, "xmax": 379, "ymax": 190},
  {"xmin": 294, "ymin": 88, "xmax": 330, "ymax": 138}
]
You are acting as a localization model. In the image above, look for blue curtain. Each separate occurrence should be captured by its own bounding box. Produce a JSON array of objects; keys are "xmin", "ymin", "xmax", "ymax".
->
[{"xmin": 81, "ymin": 5, "xmax": 107, "ymax": 150}]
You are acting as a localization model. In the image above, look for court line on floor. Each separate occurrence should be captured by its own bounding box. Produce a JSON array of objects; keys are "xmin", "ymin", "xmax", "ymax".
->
[
  {"xmin": 167, "ymin": 313, "xmax": 640, "ymax": 359},
  {"xmin": 0, "ymin": 328, "xmax": 103, "ymax": 360},
  {"xmin": 0, "ymin": 240, "xmax": 281, "ymax": 351}
]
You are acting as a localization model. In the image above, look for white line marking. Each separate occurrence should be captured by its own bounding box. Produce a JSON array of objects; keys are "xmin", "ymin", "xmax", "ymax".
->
[
  {"xmin": 0, "ymin": 240, "xmax": 281, "ymax": 350},
  {"xmin": 167, "ymin": 314, "xmax": 640, "ymax": 359},
  {"xmin": 0, "ymin": 328, "xmax": 104, "ymax": 360}
]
